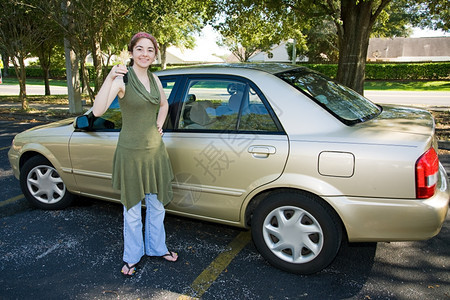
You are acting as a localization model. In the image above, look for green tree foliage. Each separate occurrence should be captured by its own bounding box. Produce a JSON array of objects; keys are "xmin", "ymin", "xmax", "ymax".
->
[
  {"xmin": 216, "ymin": 0, "xmax": 447, "ymax": 94},
  {"xmin": 282, "ymin": 0, "xmax": 393, "ymax": 95},
  {"xmin": 371, "ymin": 1, "xmax": 413, "ymax": 37},
  {"xmin": 288, "ymin": 19, "xmax": 339, "ymax": 63},
  {"xmin": 408, "ymin": 0, "xmax": 449, "ymax": 31},
  {"xmin": 214, "ymin": 1, "xmax": 293, "ymax": 62},
  {"xmin": 216, "ymin": 0, "xmax": 395, "ymax": 92},
  {"xmin": 30, "ymin": 16, "xmax": 64, "ymax": 96},
  {"xmin": 131, "ymin": 0, "xmax": 216, "ymax": 69},
  {"xmin": 0, "ymin": 0, "xmax": 48, "ymax": 109},
  {"xmin": 39, "ymin": 0, "xmax": 132, "ymax": 102}
]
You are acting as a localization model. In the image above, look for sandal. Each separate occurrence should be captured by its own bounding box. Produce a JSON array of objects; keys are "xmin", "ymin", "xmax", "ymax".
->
[
  {"xmin": 121, "ymin": 262, "xmax": 137, "ymax": 276},
  {"xmin": 161, "ymin": 251, "xmax": 178, "ymax": 262}
]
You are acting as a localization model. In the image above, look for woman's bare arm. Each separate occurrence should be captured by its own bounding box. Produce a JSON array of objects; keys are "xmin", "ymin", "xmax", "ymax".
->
[
  {"xmin": 92, "ymin": 65, "xmax": 127, "ymax": 117},
  {"xmin": 154, "ymin": 73, "xmax": 169, "ymax": 135}
]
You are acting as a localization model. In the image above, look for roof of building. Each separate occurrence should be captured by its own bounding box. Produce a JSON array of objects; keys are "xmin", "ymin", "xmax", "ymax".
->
[{"xmin": 164, "ymin": 46, "xmax": 225, "ymax": 64}]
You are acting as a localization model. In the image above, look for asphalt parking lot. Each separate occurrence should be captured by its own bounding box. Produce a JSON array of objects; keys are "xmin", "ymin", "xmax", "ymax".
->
[{"xmin": 0, "ymin": 119, "xmax": 449, "ymax": 300}]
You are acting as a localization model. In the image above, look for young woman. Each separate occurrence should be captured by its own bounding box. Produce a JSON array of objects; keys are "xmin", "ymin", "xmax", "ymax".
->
[{"xmin": 92, "ymin": 32, "xmax": 177, "ymax": 276}]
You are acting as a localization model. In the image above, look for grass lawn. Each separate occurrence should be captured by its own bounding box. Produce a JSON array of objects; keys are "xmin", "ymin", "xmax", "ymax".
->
[
  {"xmin": 364, "ymin": 80, "xmax": 450, "ymax": 91},
  {"xmin": 1, "ymin": 77, "xmax": 68, "ymax": 86}
]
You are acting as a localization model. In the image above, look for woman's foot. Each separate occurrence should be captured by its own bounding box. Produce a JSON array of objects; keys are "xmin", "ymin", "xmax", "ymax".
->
[
  {"xmin": 161, "ymin": 251, "xmax": 178, "ymax": 262},
  {"xmin": 121, "ymin": 262, "xmax": 137, "ymax": 276}
]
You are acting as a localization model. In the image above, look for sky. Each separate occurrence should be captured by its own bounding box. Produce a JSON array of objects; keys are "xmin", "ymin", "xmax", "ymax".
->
[
  {"xmin": 192, "ymin": 25, "xmax": 231, "ymax": 57},
  {"xmin": 411, "ymin": 28, "xmax": 450, "ymax": 38}
]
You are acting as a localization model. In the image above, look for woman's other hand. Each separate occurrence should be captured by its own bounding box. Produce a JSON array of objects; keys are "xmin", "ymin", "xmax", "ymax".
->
[{"xmin": 157, "ymin": 125, "xmax": 164, "ymax": 136}]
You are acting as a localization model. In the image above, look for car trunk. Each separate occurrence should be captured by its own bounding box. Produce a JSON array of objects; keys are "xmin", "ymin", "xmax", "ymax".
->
[
  {"xmin": 353, "ymin": 106, "xmax": 437, "ymax": 150},
  {"xmin": 366, "ymin": 106, "xmax": 435, "ymax": 136}
]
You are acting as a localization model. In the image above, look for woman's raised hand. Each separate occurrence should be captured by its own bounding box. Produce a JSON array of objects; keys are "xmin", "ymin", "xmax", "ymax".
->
[{"xmin": 109, "ymin": 64, "xmax": 128, "ymax": 80}]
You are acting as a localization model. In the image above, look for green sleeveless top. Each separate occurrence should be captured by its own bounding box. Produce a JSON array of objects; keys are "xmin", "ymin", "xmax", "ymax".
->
[{"xmin": 111, "ymin": 67, "xmax": 174, "ymax": 209}]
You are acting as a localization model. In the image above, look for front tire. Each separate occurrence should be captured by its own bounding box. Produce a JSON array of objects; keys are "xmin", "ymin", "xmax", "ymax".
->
[
  {"xmin": 251, "ymin": 191, "xmax": 342, "ymax": 274},
  {"xmin": 20, "ymin": 156, "xmax": 75, "ymax": 210}
]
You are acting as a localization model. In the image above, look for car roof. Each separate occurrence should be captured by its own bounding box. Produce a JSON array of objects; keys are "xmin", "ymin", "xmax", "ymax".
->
[{"xmin": 155, "ymin": 63, "xmax": 301, "ymax": 76}]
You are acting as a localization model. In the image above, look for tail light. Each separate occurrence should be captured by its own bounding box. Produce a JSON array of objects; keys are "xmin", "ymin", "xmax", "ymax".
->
[{"xmin": 415, "ymin": 148, "xmax": 439, "ymax": 199}]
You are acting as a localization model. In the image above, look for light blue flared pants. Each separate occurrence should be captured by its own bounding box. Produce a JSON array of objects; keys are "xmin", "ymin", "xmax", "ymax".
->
[{"xmin": 123, "ymin": 193, "xmax": 169, "ymax": 264}]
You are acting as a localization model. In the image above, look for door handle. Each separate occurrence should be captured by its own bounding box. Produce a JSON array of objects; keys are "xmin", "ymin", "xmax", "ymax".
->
[{"xmin": 248, "ymin": 145, "xmax": 276, "ymax": 158}]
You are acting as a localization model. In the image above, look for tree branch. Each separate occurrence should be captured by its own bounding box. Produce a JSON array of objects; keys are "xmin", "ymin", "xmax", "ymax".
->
[{"xmin": 371, "ymin": 0, "xmax": 392, "ymax": 24}]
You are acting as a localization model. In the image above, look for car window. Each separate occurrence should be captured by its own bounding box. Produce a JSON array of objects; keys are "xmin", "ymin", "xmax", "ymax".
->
[
  {"xmin": 91, "ymin": 96, "xmax": 122, "ymax": 131},
  {"xmin": 89, "ymin": 78, "xmax": 178, "ymax": 132},
  {"xmin": 277, "ymin": 68, "xmax": 381, "ymax": 125},
  {"xmin": 161, "ymin": 79, "xmax": 176, "ymax": 100},
  {"xmin": 177, "ymin": 78, "xmax": 279, "ymax": 132},
  {"xmin": 160, "ymin": 77, "xmax": 179, "ymax": 130}
]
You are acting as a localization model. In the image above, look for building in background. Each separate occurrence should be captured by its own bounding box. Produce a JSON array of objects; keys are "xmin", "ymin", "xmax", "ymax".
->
[
  {"xmin": 367, "ymin": 37, "xmax": 450, "ymax": 62},
  {"xmin": 247, "ymin": 37, "xmax": 450, "ymax": 63},
  {"xmin": 248, "ymin": 40, "xmax": 306, "ymax": 63},
  {"xmin": 163, "ymin": 46, "xmax": 224, "ymax": 64}
]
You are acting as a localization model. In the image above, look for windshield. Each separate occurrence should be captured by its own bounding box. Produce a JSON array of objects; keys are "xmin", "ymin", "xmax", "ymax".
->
[{"xmin": 277, "ymin": 68, "xmax": 381, "ymax": 125}]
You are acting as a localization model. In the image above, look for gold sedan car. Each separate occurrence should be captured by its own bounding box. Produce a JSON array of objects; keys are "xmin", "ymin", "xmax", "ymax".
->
[{"xmin": 8, "ymin": 64, "xmax": 449, "ymax": 274}]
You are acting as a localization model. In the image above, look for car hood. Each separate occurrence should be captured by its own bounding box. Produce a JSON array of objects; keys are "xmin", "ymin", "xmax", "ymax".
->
[
  {"xmin": 18, "ymin": 118, "xmax": 75, "ymax": 134},
  {"xmin": 12, "ymin": 118, "xmax": 75, "ymax": 141}
]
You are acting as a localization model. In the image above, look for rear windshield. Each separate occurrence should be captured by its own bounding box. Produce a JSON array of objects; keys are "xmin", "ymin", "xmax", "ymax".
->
[{"xmin": 277, "ymin": 68, "xmax": 381, "ymax": 125}]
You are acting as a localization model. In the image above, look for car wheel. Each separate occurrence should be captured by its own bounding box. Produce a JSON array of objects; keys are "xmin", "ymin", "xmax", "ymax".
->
[
  {"xmin": 20, "ymin": 156, "xmax": 75, "ymax": 210},
  {"xmin": 251, "ymin": 191, "xmax": 342, "ymax": 274}
]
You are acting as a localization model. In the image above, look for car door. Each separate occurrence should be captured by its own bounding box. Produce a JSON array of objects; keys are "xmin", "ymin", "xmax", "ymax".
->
[
  {"xmin": 163, "ymin": 75, "xmax": 289, "ymax": 223},
  {"xmin": 68, "ymin": 78, "xmax": 179, "ymax": 200}
]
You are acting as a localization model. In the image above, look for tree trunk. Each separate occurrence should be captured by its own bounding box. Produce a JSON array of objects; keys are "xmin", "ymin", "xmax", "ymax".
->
[
  {"xmin": 62, "ymin": 0, "xmax": 82, "ymax": 114},
  {"xmin": 44, "ymin": 49, "xmax": 52, "ymax": 96},
  {"xmin": 336, "ymin": 0, "xmax": 391, "ymax": 95},
  {"xmin": 92, "ymin": 35, "xmax": 103, "ymax": 94},
  {"xmin": 12, "ymin": 56, "xmax": 28, "ymax": 110},
  {"xmin": 64, "ymin": 37, "xmax": 83, "ymax": 114},
  {"xmin": 336, "ymin": 0, "xmax": 372, "ymax": 95},
  {"xmin": 160, "ymin": 44, "xmax": 167, "ymax": 70},
  {"xmin": 80, "ymin": 58, "xmax": 95, "ymax": 105},
  {"xmin": 43, "ymin": 68, "xmax": 51, "ymax": 95},
  {"xmin": 37, "ymin": 43, "xmax": 53, "ymax": 96},
  {"xmin": 79, "ymin": 53, "xmax": 87, "ymax": 94}
]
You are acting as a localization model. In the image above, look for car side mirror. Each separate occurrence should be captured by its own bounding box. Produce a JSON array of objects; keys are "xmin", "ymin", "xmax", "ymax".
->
[
  {"xmin": 74, "ymin": 112, "xmax": 96, "ymax": 131},
  {"xmin": 74, "ymin": 115, "xmax": 90, "ymax": 129}
]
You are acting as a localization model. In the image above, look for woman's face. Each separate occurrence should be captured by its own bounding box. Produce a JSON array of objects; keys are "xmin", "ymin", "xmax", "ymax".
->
[{"xmin": 130, "ymin": 38, "xmax": 156, "ymax": 68}]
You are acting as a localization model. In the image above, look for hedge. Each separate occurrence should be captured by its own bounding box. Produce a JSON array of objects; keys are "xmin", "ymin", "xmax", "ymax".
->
[
  {"xmin": 364, "ymin": 62, "xmax": 450, "ymax": 80},
  {"xmin": 7, "ymin": 66, "xmax": 67, "ymax": 79},
  {"xmin": 6, "ymin": 62, "xmax": 450, "ymax": 81},
  {"xmin": 302, "ymin": 62, "xmax": 450, "ymax": 80},
  {"xmin": 6, "ymin": 66, "xmax": 102, "ymax": 80}
]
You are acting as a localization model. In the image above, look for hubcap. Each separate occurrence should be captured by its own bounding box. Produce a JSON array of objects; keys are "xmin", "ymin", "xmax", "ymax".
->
[
  {"xmin": 26, "ymin": 165, "xmax": 65, "ymax": 204},
  {"xmin": 262, "ymin": 206, "xmax": 323, "ymax": 264}
]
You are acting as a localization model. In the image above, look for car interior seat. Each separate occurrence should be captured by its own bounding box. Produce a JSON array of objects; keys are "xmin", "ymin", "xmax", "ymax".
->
[{"xmin": 185, "ymin": 101, "xmax": 214, "ymax": 129}]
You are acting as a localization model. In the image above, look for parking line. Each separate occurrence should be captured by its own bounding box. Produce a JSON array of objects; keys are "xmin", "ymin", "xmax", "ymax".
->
[
  {"xmin": 0, "ymin": 194, "xmax": 24, "ymax": 207},
  {"xmin": 0, "ymin": 146, "xmax": 10, "ymax": 151},
  {"xmin": 183, "ymin": 230, "xmax": 251, "ymax": 299}
]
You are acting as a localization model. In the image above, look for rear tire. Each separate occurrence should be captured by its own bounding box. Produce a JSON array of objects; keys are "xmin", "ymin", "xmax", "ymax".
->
[
  {"xmin": 20, "ymin": 156, "xmax": 75, "ymax": 210},
  {"xmin": 251, "ymin": 191, "xmax": 342, "ymax": 274}
]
